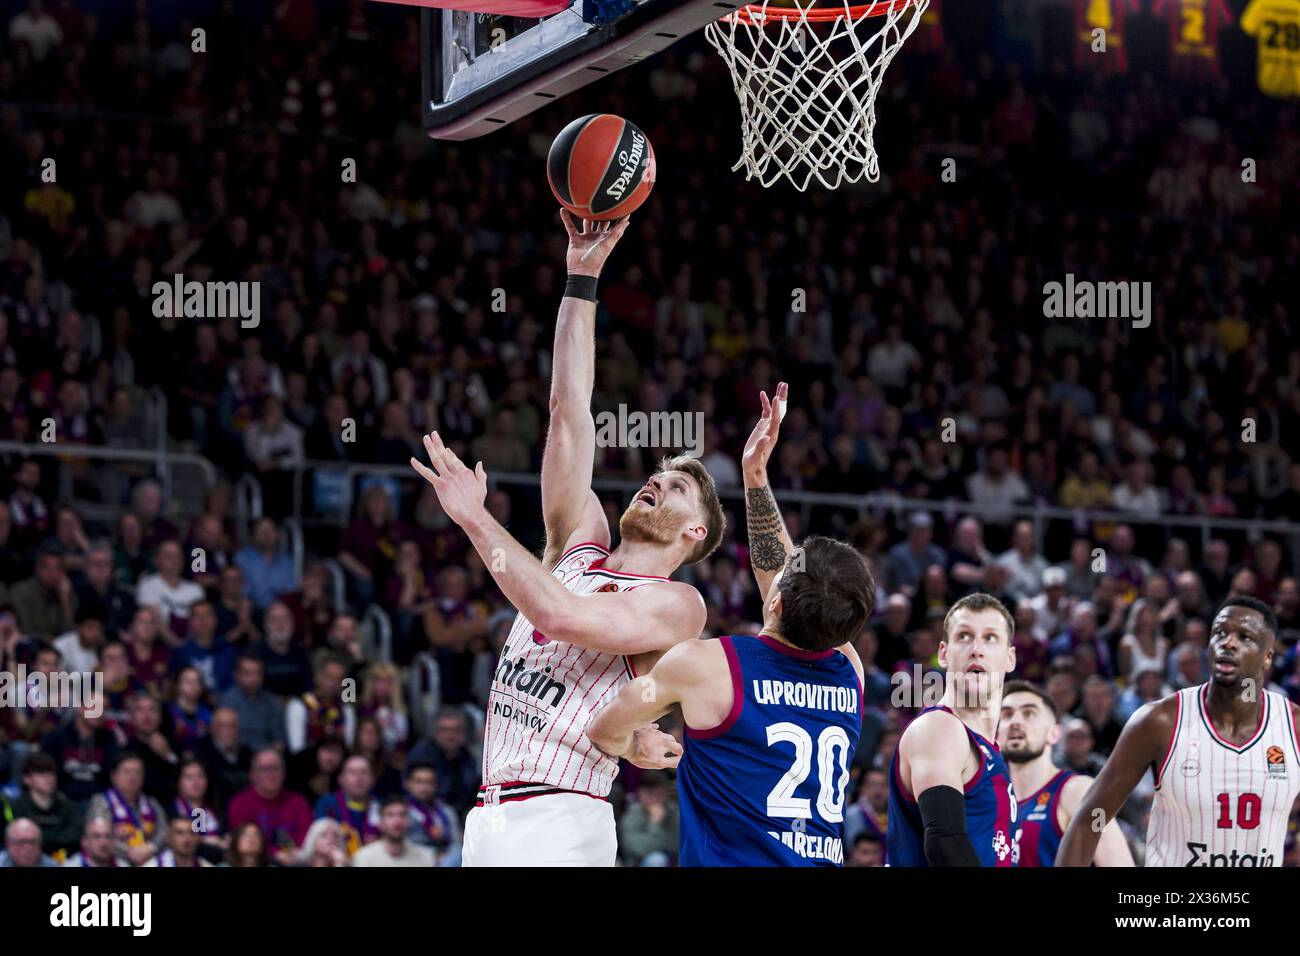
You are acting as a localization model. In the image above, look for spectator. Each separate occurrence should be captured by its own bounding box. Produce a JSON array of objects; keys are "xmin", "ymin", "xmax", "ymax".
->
[
  {"xmin": 10, "ymin": 543, "xmax": 76, "ymax": 641},
  {"xmin": 62, "ymin": 815, "xmax": 121, "ymax": 868},
  {"xmin": 129, "ymin": 479, "xmax": 179, "ymax": 552},
  {"xmin": 134, "ymin": 539, "xmax": 205, "ymax": 642},
  {"xmin": 997, "ymin": 520, "xmax": 1048, "ymax": 602},
  {"xmin": 172, "ymin": 600, "xmax": 236, "ymax": 695},
  {"xmin": 217, "ymin": 653, "xmax": 287, "ymax": 752},
  {"xmin": 120, "ymin": 692, "xmax": 180, "ymax": 804},
  {"xmin": 145, "ymin": 815, "xmax": 213, "ymax": 867},
  {"xmin": 194, "ymin": 707, "xmax": 253, "ymax": 811},
  {"xmin": 9, "ymin": 752, "xmax": 82, "ymax": 859},
  {"xmin": 87, "ymin": 752, "xmax": 167, "ymax": 866},
  {"xmin": 406, "ymin": 708, "xmax": 480, "ymax": 817},
  {"xmin": 1116, "ymin": 599, "xmax": 1171, "ymax": 685},
  {"xmin": 402, "ymin": 761, "xmax": 460, "ymax": 865},
  {"xmin": 258, "ymin": 601, "xmax": 313, "ymax": 698},
  {"xmin": 296, "ymin": 817, "xmax": 350, "ymax": 867},
  {"xmin": 233, "ymin": 516, "xmax": 300, "ymax": 614},
  {"xmin": 74, "ymin": 542, "xmax": 137, "ymax": 638},
  {"xmin": 212, "ymin": 565, "xmax": 262, "ymax": 645},
  {"xmin": 286, "ymin": 653, "xmax": 355, "ymax": 755},
  {"xmin": 0, "ymin": 817, "xmax": 58, "ymax": 867},
  {"xmin": 882, "ymin": 511, "xmax": 945, "ymax": 597},
  {"xmin": 225, "ymin": 822, "xmax": 271, "ymax": 868},
  {"xmin": 227, "ymin": 749, "xmax": 312, "ymax": 866},
  {"xmin": 41, "ymin": 696, "xmax": 116, "ymax": 804},
  {"xmin": 313, "ymin": 754, "xmax": 380, "ymax": 857},
  {"xmin": 618, "ymin": 771, "xmax": 679, "ymax": 867},
  {"xmin": 352, "ymin": 794, "xmax": 435, "ymax": 867},
  {"xmin": 52, "ymin": 598, "xmax": 106, "ymax": 676},
  {"xmin": 338, "ymin": 485, "xmax": 405, "ymax": 611}
]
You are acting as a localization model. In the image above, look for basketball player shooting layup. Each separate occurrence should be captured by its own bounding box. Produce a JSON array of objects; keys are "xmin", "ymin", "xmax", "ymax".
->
[
  {"xmin": 997, "ymin": 680, "xmax": 1133, "ymax": 866},
  {"xmin": 409, "ymin": 210, "xmax": 725, "ymax": 867},
  {"xmin": 587, "ymin": 383, "xmax": 874, "ymax": 866},
  {"xmin": 1058, "ymin": 596, "xmax": 1300, "ymax": 867},
  {"xmin": 887, "ymin": 592, "xmax": 1020, "ymax": 866}
]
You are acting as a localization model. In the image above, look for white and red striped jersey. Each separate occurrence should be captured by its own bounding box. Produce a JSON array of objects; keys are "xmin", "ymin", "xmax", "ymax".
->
[
  {"xmin": 1145, "ymin": 684, "xmax": 1300, "ymax": 867},
  {"xmin": 481, "ymin": 541, "xmax": 668, "ymax": 799}
]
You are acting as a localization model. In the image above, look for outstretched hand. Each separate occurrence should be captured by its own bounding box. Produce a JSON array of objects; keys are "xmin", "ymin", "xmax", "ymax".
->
[
  {"xmin": 741, "ymin": 381, "xmax": 788, "ymax": 483},
  {"xmin": 562, "ymin": 209, "xmax": 632, "ymax": 278},
  {"xmin": 410, "ymin": 432, "xmax": 488, "ymax": 528}
]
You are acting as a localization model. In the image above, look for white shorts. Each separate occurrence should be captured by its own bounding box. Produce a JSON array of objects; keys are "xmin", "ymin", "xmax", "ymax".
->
[{"xmin": 462, "ymin": 792, "xmax": 617, "ymax": 867}]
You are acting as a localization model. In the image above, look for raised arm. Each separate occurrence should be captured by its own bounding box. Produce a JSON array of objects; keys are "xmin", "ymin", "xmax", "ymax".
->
[
  {"xmin": 412, "ymin": 431, "xmax": 704, "ymax": 656},
  {"xmin": 539, "ymin": 212, "xmax": 631, "ymax": 566},
  {"xmin": 1056, "ymin": 698, "xmax": 1173, "ymax": 867},
  {"xmin": 741, "ymin": 382, "xmax": 792, "ymax": 602}
]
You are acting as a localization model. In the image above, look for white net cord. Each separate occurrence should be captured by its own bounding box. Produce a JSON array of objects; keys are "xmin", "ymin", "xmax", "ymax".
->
[{"xmin": 705, "ymin": 0, "xmax": 930, "ymax": 191}]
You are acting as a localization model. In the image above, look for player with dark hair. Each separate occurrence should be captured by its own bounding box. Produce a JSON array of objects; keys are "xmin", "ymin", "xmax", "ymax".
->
[
  {"xmin": 998, "ymin": 680, "xmax": 1133, "ymax": 866},
  {"xmin": 587, "ymin": 383, "xmax": 873, "ymax": 865},
  {"xmin": 887, "ymin": 591, "xmax": 1019, "ymax": 866},
  {"xmin": 409, "ymin": 212, "xmax": 726, "ymax": 866},
  {"xmin": 1059, "ymin": 596, "xmax": 1300, "ymax": 866}
]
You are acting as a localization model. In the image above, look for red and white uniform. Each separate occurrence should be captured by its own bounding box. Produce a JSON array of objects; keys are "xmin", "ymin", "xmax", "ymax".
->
[
  {"xmin": 463, "ymin": 541, "xmax": 667, "ymax": 866},
  {"xmin": 1145, "ymin": 685, "xmax": 1300, "ymax": 867}
]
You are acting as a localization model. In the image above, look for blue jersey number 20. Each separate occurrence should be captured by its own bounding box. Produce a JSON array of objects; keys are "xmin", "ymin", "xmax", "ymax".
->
[{"xmin": 764, "ymin": 722, "xmax": 852, "ymax": 823}]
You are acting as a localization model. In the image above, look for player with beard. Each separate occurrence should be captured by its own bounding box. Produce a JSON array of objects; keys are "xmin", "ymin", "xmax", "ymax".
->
[
  {"xmin": 1059, "ymin": 596, "xmax": 1300, "ymax": 866},
  {"xmin": 408, "ymin": 212, "xmax": 724, "ymax": 866},
  {"xmin": 997, "ymin": 680, "xmax": 1133, "ymax": 866},
  {"xmin": 887, "ymin": 592, "xmax": 1019, "ymax": 866}
]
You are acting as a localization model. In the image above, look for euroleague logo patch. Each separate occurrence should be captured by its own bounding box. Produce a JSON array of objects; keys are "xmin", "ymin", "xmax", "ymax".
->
[
  {"xmin": 1266, "ymin": 745, "xmax": 1287, "ymax": 777},
  {"xmin": 597, "ymin": 582, "xmax": 620, "ymax": 593}
]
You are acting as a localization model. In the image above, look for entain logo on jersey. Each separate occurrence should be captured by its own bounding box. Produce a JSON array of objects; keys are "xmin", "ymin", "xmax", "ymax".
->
[
  {"xmin": 1185, "ymin": 842, "xmax": 1276, "ymax": 867},
  {"xmin": 491, "ymin": 651, "xmax": 568, "ymax": 731}
]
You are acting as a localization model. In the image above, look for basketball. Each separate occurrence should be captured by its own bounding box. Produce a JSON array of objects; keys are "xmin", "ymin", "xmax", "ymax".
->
[{"xmin": 546, "ymin": 114, "xmax": 656, "ymax": 221}]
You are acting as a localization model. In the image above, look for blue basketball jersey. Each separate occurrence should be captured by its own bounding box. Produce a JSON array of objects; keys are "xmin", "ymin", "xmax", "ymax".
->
[
  {"xmin": 886, "ymin": 706, "xmax": 1019, "ymax": 866},
  {"xmin": 677, "ymin": 635, "xmax": 862, "ymax": 866},
  {"xmin": 1015, "ymin": 768, "xmax": 1076, "ymax": 868}
]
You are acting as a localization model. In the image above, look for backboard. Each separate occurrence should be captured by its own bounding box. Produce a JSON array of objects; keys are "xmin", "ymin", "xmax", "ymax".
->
[{"xmin": 421, "ymin": 0, "xmax": 739, "ymax": 139}]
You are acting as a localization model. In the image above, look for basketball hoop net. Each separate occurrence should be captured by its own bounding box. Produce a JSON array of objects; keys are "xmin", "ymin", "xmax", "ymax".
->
[{"xmin": 704, "ymin": 0, "xmax": 929, "ymax": 191}]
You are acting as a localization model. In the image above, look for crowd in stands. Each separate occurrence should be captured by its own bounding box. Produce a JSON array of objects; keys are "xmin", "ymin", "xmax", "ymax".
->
[{"xmin": 0, "ymin": 0, "xmax": 1298, "ymax": 866}]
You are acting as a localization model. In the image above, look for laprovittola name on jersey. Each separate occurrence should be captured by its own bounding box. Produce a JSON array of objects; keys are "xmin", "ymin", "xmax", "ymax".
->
[{"xmin": 481, "ymin": 542, "xmax": 667, "ymax": 796}]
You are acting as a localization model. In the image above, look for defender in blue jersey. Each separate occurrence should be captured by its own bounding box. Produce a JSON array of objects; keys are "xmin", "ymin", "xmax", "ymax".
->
[
  {"xmin": 587, "ymin": 383, "xmax": 875, "ymax": 866},
  {"xmin": 997, "ymin": 681, "xmax": 1133, "ymax": 867},
  {"xmin": 887, "ymin": 592, "xmax": 1019, "ymax": 866}
]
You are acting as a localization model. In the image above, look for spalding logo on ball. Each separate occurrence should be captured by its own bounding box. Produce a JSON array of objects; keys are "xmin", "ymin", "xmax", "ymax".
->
[{"xmin": 547, "ymin": 114, "xmax": 655, "ymax": 221}]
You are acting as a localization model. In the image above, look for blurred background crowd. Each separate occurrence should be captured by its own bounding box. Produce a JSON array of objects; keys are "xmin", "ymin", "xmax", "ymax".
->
[{"xmin": 0, "ymin": 0, "xmax": 1297, "ymax": 867}]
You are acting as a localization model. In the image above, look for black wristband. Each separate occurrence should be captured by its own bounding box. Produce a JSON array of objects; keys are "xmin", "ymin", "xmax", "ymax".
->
[{"xmin": 564, "ymin": 274, "xmax": 599, "ymax": 302}]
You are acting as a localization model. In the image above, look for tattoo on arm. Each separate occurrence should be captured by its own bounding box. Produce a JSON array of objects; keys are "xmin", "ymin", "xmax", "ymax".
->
[{"xmin": 746, "ymin": 485, "xmax": 788, "ymax": 572}]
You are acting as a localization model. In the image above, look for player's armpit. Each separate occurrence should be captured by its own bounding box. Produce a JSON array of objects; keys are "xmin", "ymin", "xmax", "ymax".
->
[
  {"xmin": 1056, "ymin": 698, "xmax": 1174, "ymax": 867},
  {"xmin": 539, "ymin": 580, "xmax": 706, "ymax": 656},
  {"xmin": 541, "ymin": 490, "xmax": 609, "ymax": 568}
]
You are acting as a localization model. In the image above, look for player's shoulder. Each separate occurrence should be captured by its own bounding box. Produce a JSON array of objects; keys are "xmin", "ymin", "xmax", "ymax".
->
[
  {"xmin": 657, "ymin": 635, "xmax": 729, "ymax": 682},
  {"xmin": 1119, "ymin": 688, "xmax": 1184, "ymax": 747},
  {"xmin": 901, "ymin": 707, "xmax": 969, "ymax": 752}
]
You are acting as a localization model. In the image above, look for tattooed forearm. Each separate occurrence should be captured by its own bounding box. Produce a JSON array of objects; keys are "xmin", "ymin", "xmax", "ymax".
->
[{"xmin": 746, "ymin": 485, "xmax": 789, "ymax": 572}]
